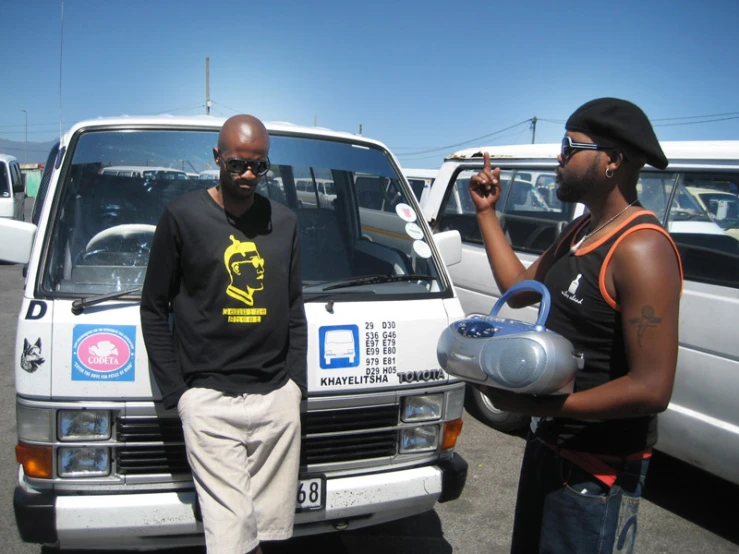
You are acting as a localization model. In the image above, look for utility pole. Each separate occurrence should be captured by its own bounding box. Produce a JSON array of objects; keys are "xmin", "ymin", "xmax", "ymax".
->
[
  {"xmin": 205, "ymin": 57, "xmax": 211, "ymax": 115},
  {"xmin": 358, "ymin": 124, "xmax": 362, "ymax": 136},
  {"xmin": 21, "ymin": 109, "xmax": 27, "ymax": 163},
  {"xmin": 314, "ymin": 113, "xmax": 317, "ymax": 126},
  {"xmin": 531, "ymin": 116, "xmax": 537, "ymax": 144}
]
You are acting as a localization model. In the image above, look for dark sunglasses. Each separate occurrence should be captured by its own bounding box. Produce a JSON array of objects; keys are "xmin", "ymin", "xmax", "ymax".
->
[
  {"xmin": 561, "ymin": 136, "xmax": 618, "ymax": 161},
  {"xmin": 219, "ymin": 155, "xmax": 271, "ymax": 176}
]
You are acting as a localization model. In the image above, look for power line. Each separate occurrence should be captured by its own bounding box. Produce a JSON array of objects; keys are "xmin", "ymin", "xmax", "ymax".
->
[
  {"xmin": 652, "ymin": 111, "xmax": 739, "ymax": 122},
  {"xmin": 396, "ymin": 119, "xmax": 533, "ymax": 157},
  {"xmin": 211, "ymin": 101, "xmax": 240, "ymax": 114},
  {"xmin": 397, "ymin": 127, "xmax": 536, "ymax": 161},
  {"xmin": 654, "ymin": 115, "xmax": 739, "ymax": 127}
]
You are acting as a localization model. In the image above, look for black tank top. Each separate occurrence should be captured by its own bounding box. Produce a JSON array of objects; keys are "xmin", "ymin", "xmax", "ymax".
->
[{"xmin": 536, "ymin": 209, "xmax": 682, "ymax": 455}]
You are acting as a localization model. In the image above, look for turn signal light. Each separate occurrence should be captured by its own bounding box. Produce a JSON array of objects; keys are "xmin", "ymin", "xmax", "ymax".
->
[
  {"xmin": 441, "ymin": 418, "xmax": 464, "ymax": 451},
  {"xmin": 16, "ymin": 443, "xmax": 53, "ymax": 478}
]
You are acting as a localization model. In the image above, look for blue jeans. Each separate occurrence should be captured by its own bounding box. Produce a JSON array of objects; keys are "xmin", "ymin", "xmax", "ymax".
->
[{"xmin": 510, "ymin": 436, "xmax": 650, "ymax": 554}]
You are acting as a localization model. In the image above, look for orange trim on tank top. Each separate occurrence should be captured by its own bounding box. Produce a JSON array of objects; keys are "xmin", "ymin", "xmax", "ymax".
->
[
  {"xmin": 573, "ymin": 209, "xmax": 655, "ymax": 257},
  {"xmin": 599, "ymin": 224, "xmax": 684, "ymax": 311}
]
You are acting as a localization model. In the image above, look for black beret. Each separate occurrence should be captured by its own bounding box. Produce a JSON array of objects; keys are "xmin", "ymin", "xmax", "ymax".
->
[{"xmin": 565, "ymin": 98, "xmax": 668, "ymax": 170}]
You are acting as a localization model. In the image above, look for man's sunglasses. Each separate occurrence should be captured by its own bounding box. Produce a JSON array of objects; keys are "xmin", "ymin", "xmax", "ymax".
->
[
  {"xmin": 561, "ymin": 136, "xmax": 618, "ymax": 161},
  {"xmin": 219, "ymin": 156, "xmax": 271, "ymax": 176}
]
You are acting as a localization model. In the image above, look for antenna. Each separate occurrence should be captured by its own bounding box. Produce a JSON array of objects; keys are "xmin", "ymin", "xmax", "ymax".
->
[
  {"xmin": 59, "ymin": 1, "xmax": 64, "ymax": 142},
  {"xmin": 205, "ymin": 57, "xmax": 211, "ymax": 115}
]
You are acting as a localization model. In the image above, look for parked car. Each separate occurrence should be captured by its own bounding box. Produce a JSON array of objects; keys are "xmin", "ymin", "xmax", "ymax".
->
[
  {"xmin": 0, "ymin": 153, "xmax": 26, "ymax": 221},
  {"xmin": 421, "ymin": 140, "xmax": 739, "ymax": 486},
  {"xmin": 2, "ymin": 115, "xmax": 468, "ymax": 551}
]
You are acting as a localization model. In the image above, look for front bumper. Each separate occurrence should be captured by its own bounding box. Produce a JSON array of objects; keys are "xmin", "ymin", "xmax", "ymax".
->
[{"xmin": 15, "ymin": 454, "xmax": 468, "ymax": 550}]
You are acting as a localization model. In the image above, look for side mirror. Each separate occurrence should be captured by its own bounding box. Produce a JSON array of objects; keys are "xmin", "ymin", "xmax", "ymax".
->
[
  {"xmin": 0, "ymin": 219, "xmax": 37, "ymax": 263},
  {"xmin": 433, "ymin": 230, "xmax": 462, "ymax": 267}
]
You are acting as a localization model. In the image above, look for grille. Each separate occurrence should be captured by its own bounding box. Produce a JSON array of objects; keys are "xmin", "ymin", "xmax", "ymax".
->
[
  {"xmin": 301, "ymin": 430, "xmax": 397, "ymax": 465},
  {"xmin": 115, "ymin": 405, "xmax": 399, "ymax": 475}
]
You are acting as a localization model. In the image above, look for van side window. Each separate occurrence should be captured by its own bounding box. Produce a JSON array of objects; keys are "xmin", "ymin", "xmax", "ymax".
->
[
  {"xmin": 407, "ymin": 179, "xmax": 426, "ymax": 200},
  {"xmin": 10, "ymin": 163, "xmax": 23, "ymax": 194},
  {"xmin": 498, "ymin": 170, "xmax": 573, "ymax": 254},
  {"xmin": 0, "ymin": 163, "xmax": 9, "ymax": 197},
  {"xmin": 661, "ymin": 171, "xmax": 739, "ymax": 289},
  {"xmin": 436, "ymin": 169, "xmax": 512, "ymax": 245}
]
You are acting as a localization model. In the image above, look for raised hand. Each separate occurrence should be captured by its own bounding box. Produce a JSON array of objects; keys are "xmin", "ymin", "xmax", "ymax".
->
[{"xmin": 468, "ymin": 152, "xmax": 502, "ymax": 213}]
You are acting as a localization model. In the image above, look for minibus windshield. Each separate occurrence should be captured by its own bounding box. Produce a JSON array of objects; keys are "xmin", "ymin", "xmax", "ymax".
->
[{"xmin": 41, "ymin": 128, "xmax": 447, "ymax": 298}]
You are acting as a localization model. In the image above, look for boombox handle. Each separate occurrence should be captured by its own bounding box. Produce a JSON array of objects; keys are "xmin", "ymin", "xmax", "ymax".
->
[{"xmin": 489, "ymin": 280, "xmax": 551, "ymax": 328}]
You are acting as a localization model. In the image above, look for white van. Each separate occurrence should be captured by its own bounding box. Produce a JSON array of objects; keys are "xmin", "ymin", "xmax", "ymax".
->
[
  {"xmin": 0, "ymin": 153, "xmax": 26, "ymax": 221},
  {"xmin": 295, "ymin": 178, "xmax": 337, "ymax": 208},
  {"xmin": 421, "ymin": 140, "xmax": 739, "ymax": 486},
  {"xmin": 100, "ymin": 165, "xmax": 189, "ymax": 180},
  {"xmin": 1, "ymin": 116, "xmax": 468, "ymax": 551}
]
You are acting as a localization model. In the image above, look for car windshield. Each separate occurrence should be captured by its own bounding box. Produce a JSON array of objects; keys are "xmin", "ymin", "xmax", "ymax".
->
[{"xmin": 41, "ymin": 128, "xmax": 445, "ymax": 298}]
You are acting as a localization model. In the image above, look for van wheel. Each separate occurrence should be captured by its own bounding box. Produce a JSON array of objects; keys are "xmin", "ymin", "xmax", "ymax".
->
[{"xmin": 465, "ymin": 385, "xmax": 529, "ymax": 433}]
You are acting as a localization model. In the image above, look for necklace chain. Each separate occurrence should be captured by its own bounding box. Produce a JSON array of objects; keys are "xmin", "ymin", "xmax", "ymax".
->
[{"xmin": 570, "ymin": 200, "xmax": 638, "ymax": 253}]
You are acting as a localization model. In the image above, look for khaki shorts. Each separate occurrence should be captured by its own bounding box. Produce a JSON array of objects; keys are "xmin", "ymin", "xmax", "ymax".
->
[{"xmin": 178, "ymin": 379, "xmax": 302, "ymax": 554}]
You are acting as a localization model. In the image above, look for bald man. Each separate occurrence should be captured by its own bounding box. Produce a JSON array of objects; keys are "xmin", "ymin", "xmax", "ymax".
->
[{"xmin": 141, "ymin": 115, "xmax": 307, "ymax": 554}]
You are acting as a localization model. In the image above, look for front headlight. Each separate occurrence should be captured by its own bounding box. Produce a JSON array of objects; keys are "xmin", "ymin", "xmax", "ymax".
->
[
  {"xmin": 58, "ymin": 447, "xmax": 110, "ymax": 477},
  {"xmin": 402, "ymin": 394, "xmax": 443, "ymax": 422},
  {"xmin": 399, "ymin": 425, "xmax": 440, "ymax": 453},
  {"xmin": 58, "ymin": 410, "xmax": 111, "ymax": 441}
]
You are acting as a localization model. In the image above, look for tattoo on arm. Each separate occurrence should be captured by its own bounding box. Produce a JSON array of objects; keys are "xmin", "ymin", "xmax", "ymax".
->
[{"xmin": 629, "ymin": 306, "xmax": 662, "ymax": 347}]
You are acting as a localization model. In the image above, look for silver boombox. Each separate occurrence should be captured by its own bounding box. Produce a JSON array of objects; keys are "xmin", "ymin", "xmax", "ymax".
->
[{"xmin": 437, "ymin": 280, "xmax": 584, "ymax": 395}]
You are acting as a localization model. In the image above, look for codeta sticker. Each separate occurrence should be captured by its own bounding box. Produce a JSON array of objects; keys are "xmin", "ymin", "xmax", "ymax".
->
[{"xmin": 395, "ymin": 203, "xmax": 417, "ymax": 223}]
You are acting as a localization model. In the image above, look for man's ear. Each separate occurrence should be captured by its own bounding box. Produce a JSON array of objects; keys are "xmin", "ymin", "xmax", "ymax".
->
[
  {"xmin": 607, "ymin": 150, "xmax": 626, "ymax": 172},
  {"xmin": 213, "ymin": 147, "xmax": 220, "ymax": 164}
]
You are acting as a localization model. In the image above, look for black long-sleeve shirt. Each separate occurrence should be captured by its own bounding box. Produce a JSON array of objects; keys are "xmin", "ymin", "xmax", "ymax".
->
[{"xmin": 140, "ymin": 189, "xmax": 307, "ymax": 409}]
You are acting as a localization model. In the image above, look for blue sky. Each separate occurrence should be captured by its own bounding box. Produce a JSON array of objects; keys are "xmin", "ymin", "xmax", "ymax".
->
[{"xmin": 2, "ymin": 0, "xmax": 738, "ymax": 167}]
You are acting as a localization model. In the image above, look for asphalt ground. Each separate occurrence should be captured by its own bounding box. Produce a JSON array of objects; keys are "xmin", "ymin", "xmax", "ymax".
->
[{"xmin": 0, "ymin": 199, "xmax": 736, "ymax": 553}]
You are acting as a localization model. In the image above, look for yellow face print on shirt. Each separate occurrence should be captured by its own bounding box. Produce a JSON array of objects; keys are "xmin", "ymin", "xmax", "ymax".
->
[{"xmin": 224, "ymin": 235, "xmax": 265, "ymax": 306}]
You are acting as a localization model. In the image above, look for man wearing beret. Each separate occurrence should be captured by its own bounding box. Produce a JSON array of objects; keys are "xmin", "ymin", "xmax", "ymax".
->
[{"xmin": 468, "ymin": 98, "xmax": 682, "ymax": 553}]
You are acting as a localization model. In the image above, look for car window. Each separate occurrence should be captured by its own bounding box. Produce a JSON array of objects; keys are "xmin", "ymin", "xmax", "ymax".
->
[
  {"xmin": 10, "ymin": 163, "xmax": 22, "ymax": 192},
  {"xmin": 436, "ymin": 169, "xmax": 513, "ymax": 245},
  {"xmin": 498, "ymin": 170, "xmax": 573, "ymax": 253},
  {"xmin": 0, "ymin": 163, "xmax": 9, "ymax": 197},
  {"xmin": 406, "ymin": 178, "xmax": 427, "ymax": 200},
  {"xmin": 668, "ymin": 172, "xmax": 739, "ymax": 288}
]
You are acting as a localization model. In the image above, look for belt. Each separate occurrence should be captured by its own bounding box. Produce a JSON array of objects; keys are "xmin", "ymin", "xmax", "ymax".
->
[{"xmin": 541, "ymin": 440, "xmax": 652, "ymax": 488}]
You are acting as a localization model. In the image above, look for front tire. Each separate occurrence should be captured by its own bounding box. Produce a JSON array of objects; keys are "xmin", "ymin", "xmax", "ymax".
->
[{"xmin": 465, "ymin": 385, "xmax": 529, "ymax": 434}]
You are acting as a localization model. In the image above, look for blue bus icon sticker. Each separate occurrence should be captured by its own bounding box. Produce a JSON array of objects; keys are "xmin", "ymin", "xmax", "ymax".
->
[{"xmin": 319, "ymin": 325, "xmax": 360, "ymax": 369}]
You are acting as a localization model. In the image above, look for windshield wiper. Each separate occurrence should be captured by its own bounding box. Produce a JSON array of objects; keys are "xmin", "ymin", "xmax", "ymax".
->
[
  {"xmin": 71, "ymin": 287, "xmax": 141, "ymax": 315},
  {"xmin": 321, "ymin": 274, "xmax": 434, "ymax": 291}
]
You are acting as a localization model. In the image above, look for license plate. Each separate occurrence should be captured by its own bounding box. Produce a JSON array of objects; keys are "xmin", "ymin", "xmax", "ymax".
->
[{"xmin": 296, "ymin": 476, "xmax": 325, "ymax": 511}]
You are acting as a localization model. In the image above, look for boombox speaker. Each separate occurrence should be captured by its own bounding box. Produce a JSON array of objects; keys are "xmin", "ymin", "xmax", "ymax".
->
[{"xmin": 437, "ymin": 280, "xmax": 584, "ymax": 395}]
